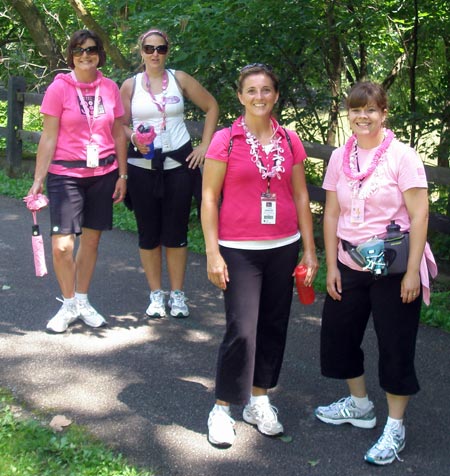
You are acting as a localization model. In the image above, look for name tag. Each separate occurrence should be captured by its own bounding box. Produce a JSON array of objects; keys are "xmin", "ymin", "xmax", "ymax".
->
[
  {"xmin": 160, "ymin": 130, "xmax": 172, "ymax": 152},
  {"xmin": 261, "ymin": 192, "xmax": 277, "ymax": 224},
  {"xmin": 351, "ymin": 198, "xmax": 365, "ymax": 223},
  {"xmin": 86, "ymin": 143, "xmax": 99, "ymax": 168}
]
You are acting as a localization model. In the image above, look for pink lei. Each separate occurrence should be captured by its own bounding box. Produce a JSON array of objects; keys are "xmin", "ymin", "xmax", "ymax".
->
[{"xmin": 343, "ymin": 128, "xmax": 395, "ymax": 181}]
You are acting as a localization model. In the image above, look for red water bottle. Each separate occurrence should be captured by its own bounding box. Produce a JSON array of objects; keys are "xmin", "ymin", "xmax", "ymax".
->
[{"xmin": 295, "ymin": 264, "xmax": 315, "ymax": 305}]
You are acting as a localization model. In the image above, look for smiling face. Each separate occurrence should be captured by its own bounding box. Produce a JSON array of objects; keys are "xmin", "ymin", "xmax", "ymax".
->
[
  {"xmin": 238, "ymin": 72, "xmax": 279, "ymax": 118},
  {"xmin": 72, "ymin": 38, "xmax": 100, "ymax": 77},
  {"xmin": 348, "ymin": 102, "xmax": 387, "ymax": 139}
]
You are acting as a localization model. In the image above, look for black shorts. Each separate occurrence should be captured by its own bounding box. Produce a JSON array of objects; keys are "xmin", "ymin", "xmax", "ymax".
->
[
  {"xmin": 127, "ymin": 164, "xmax": 195, "ymax": 249},
  {"xmin": 47, "ymin": 170, "xmax": 118, "ymax": 235}
]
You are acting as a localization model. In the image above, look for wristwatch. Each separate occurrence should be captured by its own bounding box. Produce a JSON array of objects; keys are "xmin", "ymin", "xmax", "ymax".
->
[{"xmin": 119, "ymin": 174, "xmax": 128, "ymax": 180}]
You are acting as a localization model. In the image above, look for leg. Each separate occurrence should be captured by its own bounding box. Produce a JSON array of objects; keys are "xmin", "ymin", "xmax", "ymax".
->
[
  {"xmin": 140, "ymin": 246, "xmax": 163, "ymax": 291},
  {"xmin": 166, "ymin": 246, "xmax": 188, "ymax": 290},
  {"xmin": 75, "ymin": 227, "xmax": 102, "ymax": 294},
  {"xmin": 386, "ymin": 393, "xmax": 409, "ymax": 419},
  {"xmin": 52, "ymin": 234, "xmax": 76, "ymax": 298}
]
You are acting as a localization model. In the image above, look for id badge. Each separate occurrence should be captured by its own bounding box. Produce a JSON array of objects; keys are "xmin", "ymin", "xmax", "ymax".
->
[
  {"xmin": 160, "ymin": 130, "xmax": 172, "ymax": 152},
  {"xmin": 351, "ymin": 198, "xmax": 365, "ymax": 223},
  {"xmin": 261, "ymin": 192, "xmax": 277, "ymax": 224},
  {"xmin": 86, "ymin": 143, "xmax": 99, "ymax": 168}
]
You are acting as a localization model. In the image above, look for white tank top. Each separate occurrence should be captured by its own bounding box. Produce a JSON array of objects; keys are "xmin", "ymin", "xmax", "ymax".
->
[{"xmin": 128, "ymin": 69, "xmax": 190, "ymax": 170}]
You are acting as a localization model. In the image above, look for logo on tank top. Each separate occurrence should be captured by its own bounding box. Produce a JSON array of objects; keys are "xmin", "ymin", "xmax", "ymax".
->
[{"xmin": 165, "ymin": 96, "xmax": 180, "ymax": 104}]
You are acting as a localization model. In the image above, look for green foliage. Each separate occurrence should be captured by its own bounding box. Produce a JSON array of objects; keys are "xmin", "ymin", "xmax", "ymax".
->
[
  {"xmin": 0, "ymin": 395, "xmax": 154, "ymax": 476},
  {"xmin": 421, "ymin": 291, "xmax": 450, "ymax": 332}
]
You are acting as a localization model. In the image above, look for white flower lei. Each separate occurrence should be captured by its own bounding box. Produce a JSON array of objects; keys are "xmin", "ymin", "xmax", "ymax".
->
[{"xmin": 240, "ymin": 118, "xmax": 286, "ymax": 180}]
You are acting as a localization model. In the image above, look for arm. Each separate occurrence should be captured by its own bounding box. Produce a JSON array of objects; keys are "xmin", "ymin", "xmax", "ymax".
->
[
  {"xmin": 28, "ymin": 114, "xmax": 59, "ymax": 196},
  {"xmin": 401, "ymin": 187, "xmax": 429, "ymax": 303},
  {"xmin": 201, "ymin": 158, "xmax": 229, "ymax": 290},
  {"xmin": 112, "ymin": 117, "xmax": 128, "ymax": 204},
  {"xmin": 176, "ymin": 71, "xmax": 219, "ymax": 169},
  {"xmin": 291, "ymin": 163, "xmax": 318, "ymax": 286},
  {"xmin": 323, "ymin": 190, "xmax": 342, "ymax": 300}
]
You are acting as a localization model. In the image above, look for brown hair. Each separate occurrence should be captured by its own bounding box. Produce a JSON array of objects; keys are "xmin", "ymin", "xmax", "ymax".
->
[
  {"xmin": 346, "ymin": 81, "xmax": 388, "ymax": 111},
  {"xmin": 66, "ymin": 30, "xmax": 106, "ymax": 69},
  {"xmin": 237, "ymin": 64, "xmax": 279, "ymax": 94},
  {"xmin": 138, "ymin": 29, "xmax": 170, "ymax": 49}
]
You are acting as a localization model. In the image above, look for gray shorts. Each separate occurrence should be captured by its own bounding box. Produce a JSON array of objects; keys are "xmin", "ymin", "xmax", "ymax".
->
[{"xmin": 47, "ymin": 170, "xmax": 118, "ymax": 235}]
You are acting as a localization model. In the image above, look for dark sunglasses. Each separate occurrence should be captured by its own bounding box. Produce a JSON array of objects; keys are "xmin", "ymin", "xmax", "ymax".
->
[
  {"xmin": 142, "ymin": 44, "xmax": 168, "ymax": 55},
  {"xmin": 72, "ymin": 46, "xmax": 99, "ymax": 57},
  {"xmin": 240, "ymin": 63, "xmax": 273, "ymax": 73}
]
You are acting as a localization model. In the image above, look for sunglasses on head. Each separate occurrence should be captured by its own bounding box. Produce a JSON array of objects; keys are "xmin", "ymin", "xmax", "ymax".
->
[
  {"xmin": 142, "ymin": 44, "xmax": 168, "ymax": 55},
  {"xmin": 240, "ymin": 63, "xmax": 273, "ymax": 73},
  {"xmin": 72, "ymin": 46, "xmax": 99, "ymax": 57}
]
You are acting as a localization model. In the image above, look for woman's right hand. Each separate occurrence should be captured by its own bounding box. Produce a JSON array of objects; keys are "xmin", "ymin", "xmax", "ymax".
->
[
  {"xmin": 27, "ymin": 179, "xmax": 44, "ymax": 197},
  {"xmin": 326, "ymin": 265, "xmax": 342, "ymax": 301},
  {"xmin": 206, "ymin": 252, "xmax": 229, "ymax": 290}
]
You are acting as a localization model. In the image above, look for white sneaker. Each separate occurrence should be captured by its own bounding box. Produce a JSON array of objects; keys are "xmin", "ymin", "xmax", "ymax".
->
[
  {"xmin": 146, "ymin": 290, "xmax": 166, "ymax": 318},
  {"xmin": 77, "ymin": 299, "xmax": 106, "ymax": 328},
  {"xmin": 168, "ymin": 290, "xmax": 189, "ymax": 318},
  {"xmin": 365, "ymin": 423, "xmax": 406, "ymax": 465},
  {"xmin": 243, "ymin": 399, "xmax": 284, "ymax": 436},
  {"xmin": 207, "ymin": 405, "xmax": 236, "ymax": 448},
  {"xmin": 46, "ymin": 300, "xmax": 79, "ymax": 333},
  {"xmin": 315, "ymin": 396, "xmax": 377, "ymax": 429}
]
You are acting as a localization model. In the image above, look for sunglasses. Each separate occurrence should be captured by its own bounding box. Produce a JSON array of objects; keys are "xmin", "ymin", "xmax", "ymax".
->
[
  {"xmin": 142, "ymin": 44, "xmax": 169, "ymax": 55},
  {"xmin": 240, "ymin": 63, "xmax": 273, "ymax": 73},
  {"xmin": 72, "ymin": 46, "xmax": 99, "ymax": 57}
]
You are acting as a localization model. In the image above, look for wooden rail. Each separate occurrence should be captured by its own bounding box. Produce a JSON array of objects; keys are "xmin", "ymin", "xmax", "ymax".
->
[{"xmin": 1, "ymin": 76, "xmax": 449, "ymax": 234}]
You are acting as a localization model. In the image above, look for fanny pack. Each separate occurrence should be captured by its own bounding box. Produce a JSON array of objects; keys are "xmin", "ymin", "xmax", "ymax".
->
[{"xmin": 342, "ymin": 221, "xmax": 409, "ymax": 276}]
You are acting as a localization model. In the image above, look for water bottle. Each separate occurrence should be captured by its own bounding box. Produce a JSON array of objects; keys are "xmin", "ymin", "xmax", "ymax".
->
[{"xmin": 295, "ymin": 264, "xmax": 315, "ymax": 305}]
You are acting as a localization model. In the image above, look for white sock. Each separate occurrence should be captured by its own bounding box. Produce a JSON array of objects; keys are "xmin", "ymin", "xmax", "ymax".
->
[
  {"xmin": 75, "ymin": 292, "xmax": 88, "ymax": 303},
  {"xmin": 250, "ymin": 394, "xmax": 269, "ymax": 406},
  {"xmin": 214, "ymin": 404, "xmax": 230, "ymax": 415},
  {"xmin": 351, "ymin": 394, "xmax": 370, "ymax": 410},
  {"xmin": 63, "ymin": 297, "xmax": 76, "ymax": 306},
  {"xmin": 386, "ymin": 416, "xmax": 403, "ymax": 428}
]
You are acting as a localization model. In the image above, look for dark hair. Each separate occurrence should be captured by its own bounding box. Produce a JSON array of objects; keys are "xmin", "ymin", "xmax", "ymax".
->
[
  {"xmin": 66, "ymin": 29, "xmax": 106, "ymax": 69},
  {"xmin": 138, "ymin": 29, "xmax": 170, "ymax": 49},
  {"xmin": 237, "ymin": 64, "xmax": 279, "ymax": 94},
  {"xmin": 346, "ymin": 81, "xmax": 388, "ymax": 111}
]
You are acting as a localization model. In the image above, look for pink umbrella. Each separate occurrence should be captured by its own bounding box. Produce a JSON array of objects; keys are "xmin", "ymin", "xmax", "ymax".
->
[{"xmin": 23, "ymin": 194, "xmax": 49, "ymax": 277}]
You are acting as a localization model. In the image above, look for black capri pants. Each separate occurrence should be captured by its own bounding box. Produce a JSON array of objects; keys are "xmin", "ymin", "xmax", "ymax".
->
[
  {"xmin": 215, "ymin": 240, "xmax": 300, "ymax": 405},
  {"xmin": 320, "ymin": 261, "xmax": 422, "ymax": 396},
  {"xmin": 127, "ymin": 164, "xmax": 195, "ymax": 249}
]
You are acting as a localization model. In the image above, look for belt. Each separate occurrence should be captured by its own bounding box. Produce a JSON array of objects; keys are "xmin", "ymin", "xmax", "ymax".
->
[{"xmin": 52, "ymin": 154, "xmax": 116, "ymax": 168}]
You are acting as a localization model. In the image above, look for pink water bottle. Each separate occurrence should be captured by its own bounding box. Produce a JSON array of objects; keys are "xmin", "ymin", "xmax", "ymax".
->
[{"xmin": 295, "ymin": 265, "xmax": 315, "ymax": 305}]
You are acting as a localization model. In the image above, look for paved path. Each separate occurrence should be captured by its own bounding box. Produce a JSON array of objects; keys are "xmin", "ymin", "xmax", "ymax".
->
[{"xmin": 0, "ymin": 195, "xmax": 449, "ymax": 476}]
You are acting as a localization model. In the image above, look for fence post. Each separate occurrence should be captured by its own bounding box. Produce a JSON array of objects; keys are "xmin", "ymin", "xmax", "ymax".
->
[{"xmin": 6, "ymin": 76, "xmax": 26, "ymax": 172}]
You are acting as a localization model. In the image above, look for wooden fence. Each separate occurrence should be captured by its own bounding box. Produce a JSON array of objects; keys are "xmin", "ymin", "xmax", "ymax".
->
[{"xmin": 1, "ymin": 76, "xmax": 449, "ymax": 234}]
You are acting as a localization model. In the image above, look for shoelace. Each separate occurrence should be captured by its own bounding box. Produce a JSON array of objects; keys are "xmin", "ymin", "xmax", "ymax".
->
[
  {"xmin": 326, "ymin": 397, "xmax": 354, "ymax": 415},
  {"xmin": 172, "ymin": 292, "xmax": 186, "ymax": 306},
  {"xmin": 374, "ymin": 428, "xmax": 404, "ymax": 462},
  {"xmin": 151, "ymin": 291, "xmax": 166, "ymax": 306},
  {"xmin": 253, "ymin": 403, "xmax": 279, "ymax": 423}
]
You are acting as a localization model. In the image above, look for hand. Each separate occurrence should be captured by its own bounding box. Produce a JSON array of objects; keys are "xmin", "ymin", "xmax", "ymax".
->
[
  {"xmin": 185, "ymin": 143, "xmax": 208, "ymax": 169},
  {"xmin": 206, "ymin": 252, "xmax": 229, "ymax": 290},
  {"xmin": 28, "ymin": 180, "xmax": 44, "ymax": 197},
  {"xmin": 296, "ymin": 250, "xmax": 319, "ymax": 286},
  {"xmin": 326, "ymin": 266, "xmax": 342, "ymax": 301},
  {"xmin": 400, "ymin": 270, "xmax": 421, "ymax": 303},
  {"xmin": 112, "ymin": 177, "xmax": 127, "ymax": 204}
]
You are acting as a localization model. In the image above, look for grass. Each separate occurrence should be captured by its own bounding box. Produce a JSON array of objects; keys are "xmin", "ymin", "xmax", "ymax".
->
[{"xmin": 0, "ymin": 389, "xmax": 154, "ymax": 476}]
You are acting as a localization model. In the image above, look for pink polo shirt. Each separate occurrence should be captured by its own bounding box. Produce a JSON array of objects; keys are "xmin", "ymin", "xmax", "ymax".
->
[{"xmin": 323, "ymin": 137, "xmax": 428, "ymax": 270}]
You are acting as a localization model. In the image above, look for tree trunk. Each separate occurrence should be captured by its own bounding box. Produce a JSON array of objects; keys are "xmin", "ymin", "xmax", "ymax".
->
[
  {"xmin": 8, "ymin": 0, "xmax": 65, "ymax": 73},
  {"xmin": 67, "ymin": 0, "xmax": 131, "ymax": 71}
]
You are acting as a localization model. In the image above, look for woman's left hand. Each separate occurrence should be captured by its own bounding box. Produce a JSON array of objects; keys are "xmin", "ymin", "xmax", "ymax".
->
[
  {"xmin": 296, "ymin": 250, "xmax": 319, "ymax": 287},
  {"xmin": 185, "ymin": 143, "xmax": 208, "ymax": 169},
  {"xmin": 400, "ymin": 270, "xmax": 421, "ymax": 303},
  {"xmin": 112, "ymin": 176, "xmax": 127, "ymax": 204}
]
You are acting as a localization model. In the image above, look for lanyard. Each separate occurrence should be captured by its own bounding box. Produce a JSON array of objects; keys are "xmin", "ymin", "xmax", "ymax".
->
[
  {"xmin": 144, "ymin": 70, "xmax": 168, "ymax": 130},
  {"xmin": 72, "ymin": 73, "xmax": 100, "ymax": 142}
]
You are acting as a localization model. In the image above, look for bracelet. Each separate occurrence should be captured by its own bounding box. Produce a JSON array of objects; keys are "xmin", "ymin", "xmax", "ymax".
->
[
  {"xmin": 130, "ymin": 133, "xmax": 136, "ymax": 147},
  {"xmin": 119, "ymin": 174, "xmax": 128, "ymax": 180}
]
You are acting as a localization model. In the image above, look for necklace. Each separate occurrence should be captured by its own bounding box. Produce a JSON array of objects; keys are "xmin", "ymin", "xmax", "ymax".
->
[
  {"xmin": 240, "ymin": 118, "xmax": 286, "ymax": 180},
  {"xmin": 343, "ymin": 128, "xmax": 395, "ymax": 181}
]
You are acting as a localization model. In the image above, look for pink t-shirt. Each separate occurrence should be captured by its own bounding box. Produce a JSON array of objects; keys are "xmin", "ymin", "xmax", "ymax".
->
[
  {"xmin": 41, "ymin": 71, "xmax": 124, "ymax": 178},
  {"xmin": 205, "ymin": 117, "xmax": 307, "ymax": 241},
  {"xmin": 323, "ymin": 137, "xmax": 428, "ymax": 270}
]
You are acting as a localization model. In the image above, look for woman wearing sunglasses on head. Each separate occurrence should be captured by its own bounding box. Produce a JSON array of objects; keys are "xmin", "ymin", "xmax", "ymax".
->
[
  {"xmin": 201, "ymin": 64, "xmax": 318, "ymax": 448},
  {"xmin": 28, "ymin": 29, "xmax": 127, "ymax": 333},
  {"xmin": 120, "ymin": 28, "xmax": 218, "ymax": 319}
]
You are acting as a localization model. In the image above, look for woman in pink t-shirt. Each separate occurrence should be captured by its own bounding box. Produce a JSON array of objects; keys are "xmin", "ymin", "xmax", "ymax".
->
[
  {"xmin": 28, "ymin": 30, "xmax": 127, "ymax": 334},
  {"xmin": 202, "ymin": 64, "xmax": 318, "ymax": 448},
  {"xmin": 315, "ymin": 81, "xmax": 435, "ymax": 466}
]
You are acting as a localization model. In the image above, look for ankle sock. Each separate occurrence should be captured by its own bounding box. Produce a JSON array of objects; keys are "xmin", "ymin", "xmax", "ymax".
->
[
  {"xmin": 63, "ymin": 297, "xmax": 76, "ymax": 306},
  {"xmin": 75, "ymin": 292, "xmax": 88, "ymax": 303},
  {"xmin": 250, "ymin": 394, "xmax": 269, "ymax": 406},
  {"xmin": 214, "ymin": 404, "xmax": 230, "ymax": 415},
  {"xmin": 386, "ymin": 416, "xmax": 403, "ymax": 429},
  {"xmin": 351, "ymin": 394, "xmax": 370, "ymax": 410}
]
